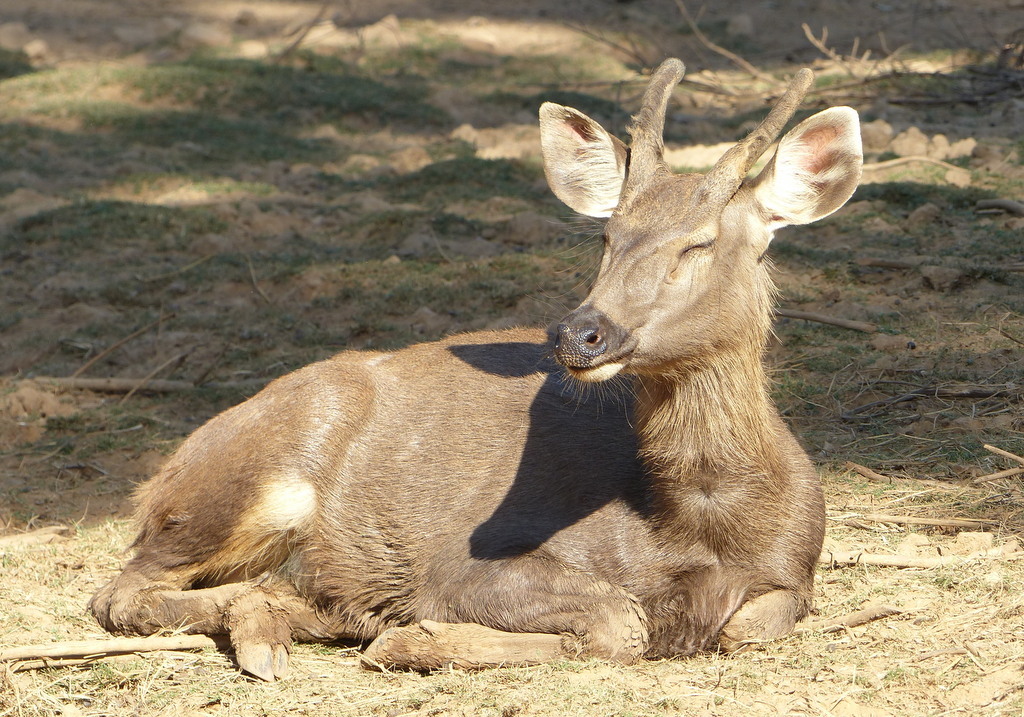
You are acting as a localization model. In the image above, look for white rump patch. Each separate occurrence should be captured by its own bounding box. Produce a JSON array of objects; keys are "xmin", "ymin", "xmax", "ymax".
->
[{"xmin": 259, "ymin": 473, "xmax": 317, "ymax": 531}]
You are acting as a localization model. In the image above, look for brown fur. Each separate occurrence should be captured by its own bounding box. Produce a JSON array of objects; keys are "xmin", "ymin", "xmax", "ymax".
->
[{"xmin": 89, "ymin": 60, "xmax": 862, "ymax": 677}]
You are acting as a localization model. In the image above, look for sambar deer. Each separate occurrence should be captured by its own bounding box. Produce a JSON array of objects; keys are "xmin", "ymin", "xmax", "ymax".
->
[{"xmin": 90, "ymin": 59, "xmax": 863, "ymax": 680}]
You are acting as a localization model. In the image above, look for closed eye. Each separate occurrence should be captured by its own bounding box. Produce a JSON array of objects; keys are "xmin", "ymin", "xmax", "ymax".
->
[
  {"xmin": 679, "ymin": 239, "xmax": 715, "ymax": 256},
  {"xmin": 667, "ymin": 239, "xmax": 714, "ymax": 283}
]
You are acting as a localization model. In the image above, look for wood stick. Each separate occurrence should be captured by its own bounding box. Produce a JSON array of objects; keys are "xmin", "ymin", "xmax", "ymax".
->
[
  {"xmin": 845, "ymin": 461, "xmax": 892, "ymax": 483},
  {"xmin": 843, "ymin": 384, "xmax": 1024, "ymax": 418},
  {"xmin": 983, "ymin": 444, "xmax": 1024, "ymax": 466},
  {"xmin": 796, "ymin": 604, "xmax": 902, "ymax": 634},
  {"xmin": 820, "ymin": 550, "xmax": 986, "ymax": 568},
  {"xmin": 671, "ymin": 0, "xmax": 776, "ymax": 83},
  {"xmin": 972, "ymin": 466, "xmax": 1024, "ymax": 484},
  {"xmin": 775, "ymin": 308, "xmax": 876, "ymax": 333},
  {"xmin": 862, "ymin": 156, "xmax": 964, "ymax": 173},
  {"xmin": 120, "ymin": 351, "xmax": 191, "ymax": 404},
  {"xmin": 33, "ymin": 377, "xmax": 268, "ymax": 394},
  {"xmin": 0, "ymin": 635, "xmax": 226, "ymax": 666},
  {"xmin": 855, "ymin": 513, "xmax": 996, "ymax": 529},
  {"xmin": 245, "ymin": 254, "xmax": 272, "ymax": 305},
  {"xmin": 976, "ymin": 198, "xmax": 1024, "ymax": 216},
  {"xmin": 71, "ymin": 313, "xmax": 176, "ymax": 378},
  {"xmin": 0, "ymin": 526, "xmax": 69, "ymax": 548}
]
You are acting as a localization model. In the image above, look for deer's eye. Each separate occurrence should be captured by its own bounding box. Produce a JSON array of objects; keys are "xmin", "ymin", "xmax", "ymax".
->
[{"xmin": 667, "ymin": 240, "xmax": 714, "ymax": 283}]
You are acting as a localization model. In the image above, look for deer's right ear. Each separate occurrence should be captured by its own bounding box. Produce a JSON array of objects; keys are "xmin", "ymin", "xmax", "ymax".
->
[{"xmin": 540, "ymin": 103, "xmax": 628, "ymax": 218}]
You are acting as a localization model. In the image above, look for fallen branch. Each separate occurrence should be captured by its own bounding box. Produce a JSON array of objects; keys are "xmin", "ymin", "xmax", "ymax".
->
[
  {"xmin": 820, "ymin": 550, "xmax": 988, "ymax": 568},
  {"xmin": 862, "ymin": 155, "xmax": 965, "ymax": 174},
  {"xmin": 801, "ymin": 24, "xmax": 859, "ymax": 79},
  {"xmin": 775, "ymin": 308, "xmax": 876, "ymax": 333},
  {"xmin": 0, "ymin": 635, "xmax": 227, "ymax": 672},
  {"xmin": 845, "ymin": 461, "xmax": 892, "ymax": 483},
  {"xmin": 796, "ymin": 604, "xmax": 902, "ymax": 634},
  {"xmin": 120, "ymin": 351, "xmax": 191, "ymax": 404},
  {"xmin": 853, "ymin": 513, "xmax": 997, "ymax": 530},
  {"xmin": 33, "ymin": 377, "xmax": 268, "ymax": 394},
  {"xmin": 973, "ymin": 466, "xmax": 1024, "ymax": 484},
  {"xmin": 671, "ymin": 0, "xmax": 775, "ymax": 83},
  {"xmin": 855, "ymin": 257, "xmax": 922, "ymax": 271},
  {"xmin": 72, "ymin": 313, "xmax": 175, "ymax": 378},
  {"xmin": 0, "ymin": 526, "xmax": 69, "ymax": 549},
  {"xmin": 984, "ymin": 443, "xmax": 1024, "ymax": 467},
  {"xmin": 842, "ymin": 384, "xmax": 1024, "ymax": 418},
  {"xmin": 975, "ymin": 199, "xmax": 1024, "ymax": 216}
]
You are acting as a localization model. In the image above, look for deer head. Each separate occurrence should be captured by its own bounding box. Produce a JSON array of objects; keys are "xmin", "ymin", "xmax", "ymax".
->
[{"xmin": 541, "ymin": 59, "xmax": 863, "ymax": 382}]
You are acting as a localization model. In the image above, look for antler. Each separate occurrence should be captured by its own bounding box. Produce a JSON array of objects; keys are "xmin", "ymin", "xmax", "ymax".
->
[
  {"xmin": 698, "ymin": 68, "xmax": 814, "ymax": 208},
  {"xmin": 621, "ymin": 58, "xmax": 686, "ymax": 203}
]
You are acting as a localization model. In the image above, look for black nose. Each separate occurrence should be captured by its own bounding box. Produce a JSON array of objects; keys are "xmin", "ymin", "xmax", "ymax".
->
[{"xmin": 553, "ymin": 306, "xmax": 623, "ymax": 369}]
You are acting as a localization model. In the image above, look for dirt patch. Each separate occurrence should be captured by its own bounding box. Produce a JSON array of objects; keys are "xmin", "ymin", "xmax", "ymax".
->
[{"xmin": 2, "ymin": 0, "xmax": 1024, "ymax": 714}]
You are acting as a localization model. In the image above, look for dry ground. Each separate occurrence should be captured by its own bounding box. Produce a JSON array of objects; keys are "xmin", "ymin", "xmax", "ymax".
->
[{"xmin": 2, "ymin": 0, "xmax": 1024, "ymax": 715}]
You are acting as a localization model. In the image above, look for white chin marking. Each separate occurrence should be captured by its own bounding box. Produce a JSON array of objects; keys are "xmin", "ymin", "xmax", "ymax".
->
[{"xmin": 571, "ymin": 362, "xmax": 625, "ymax": 383}]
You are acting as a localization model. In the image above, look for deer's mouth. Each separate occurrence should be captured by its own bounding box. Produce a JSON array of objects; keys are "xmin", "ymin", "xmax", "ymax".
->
[{"xmin": 565, "ymin": 360, "xmax": 628, "ymax": 383}]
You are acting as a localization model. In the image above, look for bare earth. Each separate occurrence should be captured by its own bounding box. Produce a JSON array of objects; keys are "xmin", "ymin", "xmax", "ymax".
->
[{"xmin": 1, "ymin": 0, "xmax": 1024, "ymax": 715}]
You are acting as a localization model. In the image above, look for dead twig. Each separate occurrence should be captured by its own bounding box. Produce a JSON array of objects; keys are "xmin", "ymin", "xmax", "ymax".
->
[
  {"xmin": 842, "ymin": 384, "xmax": 1024, "ymax": 419},
  {"xmin": 120, "ymin": 351, "xmax": 192, "ymax": 404},
  {"xmin": 845, "ymin": 461, "xmax": 892, "ymax": 483},
  {"xmin": 0, "ymin": 635, "xmax": 228, "ymax": 672},
  {"xmin": 71, "ymin": 313, "xmax": 176, "ymax": 378},
  {"xmin": 796, "ymin": 604, "xmax": 902, "ymax": 634},
  {"xmin": 801, "ymin": 24, "xmax": 858, "ymax": 79},
  {"xmin": 273, "ymin": 2, "xmax": 331, "ymax": 65},
  {"xmin": 975, "ymin": 199, "xmax": 1024, "ymax": 216},
  {"xmin": 245, "ymin": 254, "xmax": 273, "ymax": 305},
  {"xmin": 775, "ymin": 308, "xmax": 876, "ymax": 333},
  {"xmin": 34, "ymin": 376, "xmax": 268, "ymax": 394},
  {"xmin": 138, "ymin": 254, "xmax": 213, "ymax": 283},
  {"xmin": 819, "ymin": 549, "xmax": 1014, "ymax": 568},
  {"xmin": 671, "ymin": 0, "xmax": 775, "ymax": 83},
  {"xmin": 862, "ymin": 156, "xmax": 965, "ymax": 174},
  {"xmin": 984, "ymin": 444, "xmax": 1024, "ymax": 466},
  {"xmin": 0, "ymin": 526, "xmax": 70, "ymax": 549},
  {"xmin": 973, "ymin": 467, "xmax": 1024, "ymax": 484},
  {"xmin": 851, "ymin": 513, "xmax": 997, "ymax": 530}
]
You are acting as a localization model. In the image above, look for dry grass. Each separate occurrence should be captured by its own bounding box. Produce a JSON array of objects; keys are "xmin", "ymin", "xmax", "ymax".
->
[{"xmin": 2, "ymin": 0, "xmax": 1024, "ymax": 714}]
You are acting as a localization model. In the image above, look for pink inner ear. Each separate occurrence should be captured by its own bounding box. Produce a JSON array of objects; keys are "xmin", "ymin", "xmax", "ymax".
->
[
  {"xmin": 564, "ymin": 114, "xmax": 600, "ymax": 143},
  {"xmin": 798, "ymin": 125, "xmax": 841, "ymax": 174}
]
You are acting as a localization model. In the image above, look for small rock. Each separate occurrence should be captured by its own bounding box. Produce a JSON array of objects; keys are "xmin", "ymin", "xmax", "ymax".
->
[
  {"xmin": 947, "ymin": 137, "xmax": 976, "ymax": 159},
  {"xmin": 907, "ymin": 202, "xmax": 941, "ymax": 227},
  {"xmin": 408, "ymin": 306, "xmax": 451, "ymax": 335},
  {"xmin": 944, "ymin": 166, "xmax": 971, "ymax": 188},
  {"xmin": 859, "ymin": 118, "xmax": 893, "ymax": 153},
  {"xmin": 22, "ymin": 38, "xmax": 48, "ymax": 61},
  {"xmin": 927, "ymin": 133, "xmax": 950, "ymax": 160},
  {"xmin": 950, "ymin": 531, "xmax": 994, "ymax": 556},
  {"xmin": 920, "ymin": 265, "xmax": 963, "ymax": 291},
  {"xmin": 890, "ymin": 126, "xmax": 929, "ymax": 157}
]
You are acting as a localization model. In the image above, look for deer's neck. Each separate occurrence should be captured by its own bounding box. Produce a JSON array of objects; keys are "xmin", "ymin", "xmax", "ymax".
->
[{"xmin": 632, "ymin": 346, "xmax": 782, "ymax": 482}]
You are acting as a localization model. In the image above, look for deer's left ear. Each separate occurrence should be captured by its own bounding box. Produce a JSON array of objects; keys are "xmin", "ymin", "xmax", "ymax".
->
[{"xmin": 749, "ymin": 107, "xmax": 863, "ymax": 231}]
